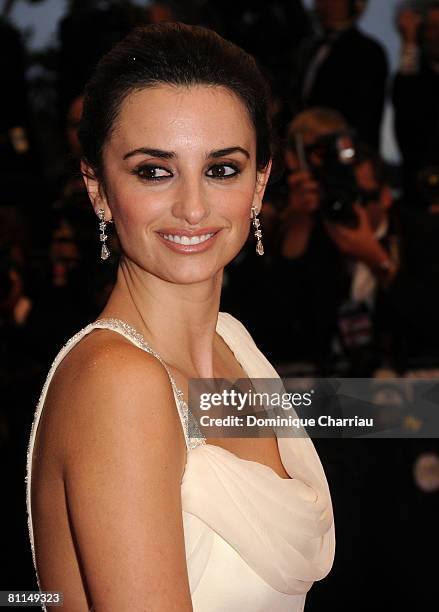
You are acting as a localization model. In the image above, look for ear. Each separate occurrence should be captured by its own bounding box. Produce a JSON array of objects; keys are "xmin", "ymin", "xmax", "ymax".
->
[
  {"xmin": 253, "ymin": 159, "xmax": 272, "ymax": 214},
  {"xmin": 80, "ymin": 160, "xmax": 112, "ymax": 220}
]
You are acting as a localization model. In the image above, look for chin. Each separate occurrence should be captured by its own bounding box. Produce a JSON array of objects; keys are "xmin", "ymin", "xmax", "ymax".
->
[{"xmin": 149, "ymin": 258, "xmax": 222, "ymax": 286}]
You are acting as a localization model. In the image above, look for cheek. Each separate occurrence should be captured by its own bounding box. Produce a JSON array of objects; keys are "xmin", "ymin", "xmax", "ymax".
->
[
  {"xmin": 218, "ymin": 187, "xmax": 253, "ymax": 250},
  {"xmin": 221, "ymin": 190, "xmax": 253, "ymax": 220},
  {"xmin": 216, "ymin": 175, "xmax": 256, "ymax": 222},
  {"xmin": 107, "ymin": 176, "xmax": 165, "ymax": 232}
]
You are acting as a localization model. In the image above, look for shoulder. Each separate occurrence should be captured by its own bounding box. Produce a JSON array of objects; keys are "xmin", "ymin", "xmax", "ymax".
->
[
  {"xmin": 47, "ymin": 328, "xmax": 192, "ymax": 608},
  {"xmin": 66, "ymin": 326, "xmax": 166, "ymax": 370},
  {"xmin": 45, "ymin": 328, "xmax": 187, "ymax": 476},
  {"xmin": 350, "ymin": 27, "xmax": 387, "ymax": 61},
  {"xmin": 52, "ymin": 327, "xmax": 174, "ymax": 407}
]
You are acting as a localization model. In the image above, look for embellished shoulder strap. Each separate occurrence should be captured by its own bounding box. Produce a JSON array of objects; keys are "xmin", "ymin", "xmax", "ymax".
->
[
  {"xmin": 26, "ymin": 318, "xmax": 204, "ymax": 494},
  {"xmin": 25, "ymin": 317, "xmax": 204, "ymax": 612},
  {"xmin": 91, "ymin": 318, "xmax": 205, "ymax": 451}
]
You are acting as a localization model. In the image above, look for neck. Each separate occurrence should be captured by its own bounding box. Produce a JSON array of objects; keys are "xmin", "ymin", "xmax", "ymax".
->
[{"xmin": 100, "ymin": 256, "xmax": 223, "ymax": 378}]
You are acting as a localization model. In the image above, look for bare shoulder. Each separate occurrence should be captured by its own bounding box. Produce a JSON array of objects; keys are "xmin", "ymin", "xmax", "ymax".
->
[
  {"xmin": 44, "ymin": 328, "xmax": 192, "ymax": 609},
  {"xmin": 47, "ymin": 328, "xmax": 187, "ymax": 473}
]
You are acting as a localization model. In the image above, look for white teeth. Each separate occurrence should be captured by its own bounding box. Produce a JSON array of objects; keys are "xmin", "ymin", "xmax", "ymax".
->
[{"xmin": 161, "ymin": 232, "xmax": 214, "ymax": 245}]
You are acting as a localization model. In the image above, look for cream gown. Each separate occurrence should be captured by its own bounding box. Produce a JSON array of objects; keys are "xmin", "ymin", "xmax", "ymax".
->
[{"xmin": 25, "ymin": 312, "xmax": 335, "ymax": 611}]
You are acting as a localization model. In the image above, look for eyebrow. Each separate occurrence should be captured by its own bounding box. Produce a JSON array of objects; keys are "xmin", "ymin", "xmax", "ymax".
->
[
  {"xmin": 123, "ymin": 148, "xmax": 174, "ymax": 160},
  {"xmin": 122, "ymin": 146, "xmax": 250, "ymax": 160},
  {"xmin": 210, "ymin": 147, "xmax": 250, "ymax": 159}
]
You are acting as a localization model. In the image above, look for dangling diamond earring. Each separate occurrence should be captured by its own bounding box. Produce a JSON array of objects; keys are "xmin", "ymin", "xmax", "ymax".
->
[
  {"xmin": 97, "ymin": 208, "xmax": 110, "ymax": 260},
  {"xmin": 251, "ymin": 205, "xmax": 264, "ymax": 256}
]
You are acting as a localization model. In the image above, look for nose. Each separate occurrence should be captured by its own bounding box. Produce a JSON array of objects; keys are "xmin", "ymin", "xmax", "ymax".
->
[{"xmin": 171, "ymin": 174, "xmax": 210, "ymax": 226}]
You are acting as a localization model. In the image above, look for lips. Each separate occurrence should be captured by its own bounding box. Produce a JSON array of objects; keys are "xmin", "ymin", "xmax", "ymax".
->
[
  {"xmin": 160, "ymin": 232, "xmax": 214, "ymax": 245},
  {"xmin": 156, "ymin": 228, "xmax": 221, "ymax": 253}
]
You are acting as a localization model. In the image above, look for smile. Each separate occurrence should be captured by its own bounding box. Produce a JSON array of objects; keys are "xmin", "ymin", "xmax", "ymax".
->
[
  {"xmin": 156, "ymin": 229, "xmax": 221, "ymax": 253},
  {"xmin": 160, "ymin": 232, "xmax": 215, "ymax": 245}
]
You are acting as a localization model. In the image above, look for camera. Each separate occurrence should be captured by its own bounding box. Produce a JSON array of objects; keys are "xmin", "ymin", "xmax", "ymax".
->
[{"xmin": 298, "ymin": 130, "xmax": 362, "ymax": 227}]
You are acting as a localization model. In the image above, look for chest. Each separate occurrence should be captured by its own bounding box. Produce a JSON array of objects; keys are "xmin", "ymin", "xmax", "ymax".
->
[{"xmin": 170, "ymin": 345, "xmax": 291, "ymax": 481}]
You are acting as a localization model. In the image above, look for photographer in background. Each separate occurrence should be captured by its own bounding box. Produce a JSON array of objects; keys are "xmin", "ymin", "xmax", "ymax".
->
[
  {"xmin": 291, "ymin": 0, "xmax": 388, "ymax": 149},
  {"xmin": 393, "ymin": 1, "xmax": 439, "ymax": 203},
  {"xmin": 268, "ymin": 108, "xmax": 400, "ymax": 375}
]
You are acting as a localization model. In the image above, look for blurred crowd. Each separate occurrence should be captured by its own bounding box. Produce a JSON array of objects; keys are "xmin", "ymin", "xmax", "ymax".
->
[
  {"xmin": 1, "ymin": 0, "xmax": 439, "ymax": 608},
  {"xmin": 222, "ymin": 0, "xmax": 439, "ymax": 379}
]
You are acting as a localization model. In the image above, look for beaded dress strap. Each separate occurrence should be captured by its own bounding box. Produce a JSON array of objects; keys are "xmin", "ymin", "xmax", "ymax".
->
[
  {"xmin": 25, "ymin": 318, "xmax": 205, "ymax": 612},
  {"xmin": 91, "ymin": 318, "xmax": 206, "ymax": 451}
]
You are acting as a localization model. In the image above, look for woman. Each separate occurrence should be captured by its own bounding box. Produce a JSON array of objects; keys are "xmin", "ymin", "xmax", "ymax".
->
[{"xmin": 26, "ymin": 23, "xmax": 335, "ymax": 611}]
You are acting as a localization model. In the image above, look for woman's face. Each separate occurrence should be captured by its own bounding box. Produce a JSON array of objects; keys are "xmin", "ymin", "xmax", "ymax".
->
[{"xmin": 84, "ymin": 84, "xmax": 270, "ymax": 284}]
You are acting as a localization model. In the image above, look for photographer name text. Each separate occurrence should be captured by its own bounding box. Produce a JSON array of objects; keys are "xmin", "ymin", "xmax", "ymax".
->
[{"xmin": 199, "ymin": 415, "xmax": 374, "ymax": 428}]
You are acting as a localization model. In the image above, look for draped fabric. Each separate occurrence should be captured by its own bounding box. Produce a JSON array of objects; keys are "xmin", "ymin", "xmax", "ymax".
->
[{"xmin": 26, "ymin": 312, "xmax": 335, "ymax": 611}]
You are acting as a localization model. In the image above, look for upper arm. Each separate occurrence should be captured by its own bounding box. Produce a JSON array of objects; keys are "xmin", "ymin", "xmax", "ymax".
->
[{"xmin": 57, "ymin": 337, "xmax": 191, "ymax": 611}]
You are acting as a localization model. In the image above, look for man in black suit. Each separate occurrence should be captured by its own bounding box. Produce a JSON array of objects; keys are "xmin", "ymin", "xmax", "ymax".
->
[
  {"xmin": 392, "ymin": 3, "xmax": 439, "ymax": 203},
  {"xmin": 291, "ymin": 0, "xmax": 388, "ymax": 149}
]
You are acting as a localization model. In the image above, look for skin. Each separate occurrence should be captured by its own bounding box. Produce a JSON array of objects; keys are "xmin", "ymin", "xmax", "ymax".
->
[
  {"xmin": 353, "ymin": 157, "xmax": 392, "ymax": 232},
  {"xmin": 314, "ymin": 0, "xmax": 353, "ymax": 31},
  {"xmin": 398, "ymin": 8, "xmax": 439, "ymax": 64},
  {"xmin": 280, "ymin": 124, "xmax": 347, "ymax": 259},
  {"xmin": 322, "ymin": 158, "xmax": 393, "ymax": 272},
  {"xmin": 283, "ymin": 124, "xmax": 344, "ymax": 216},
  {"xmin": 83, "ymin": 84, "xmax": 271, "ymax": 380},
  {"xmin": 30, "ymin": 84, "xmax": 284, "ymax": 610},
  {"xmin": 398, "ymin": 9, "xmax": 423, "ymax": 45}
]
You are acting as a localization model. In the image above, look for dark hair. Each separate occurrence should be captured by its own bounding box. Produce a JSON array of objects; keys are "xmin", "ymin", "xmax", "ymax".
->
[{"xmin": 78, "ymin": 22, "xmax": 272, "ymax": 181}]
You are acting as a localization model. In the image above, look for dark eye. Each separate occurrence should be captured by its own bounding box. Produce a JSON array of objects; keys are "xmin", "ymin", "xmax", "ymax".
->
[
  {"xmin": 206, "ymin": 164, "xmax": 240, "ymax": 179},
  {"xmin": 133, "ymin": 165, "xmax": 173, "ymax": 181}
]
